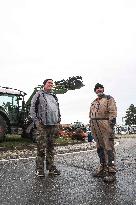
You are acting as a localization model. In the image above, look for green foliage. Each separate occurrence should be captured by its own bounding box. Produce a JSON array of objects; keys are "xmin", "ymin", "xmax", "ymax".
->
[
  {"xmin": 124, "ymin": 104, "xmax": 136, "ymax": 125},
  {"xmin": 55, "ymin": 136, "xmax": 74, "ymax": 145},
  {"xmin": 54, "ymin": 76, "xmax": 84, "ymax": 93},
  {"xmin": 26, "ymin": 76, "xmax": 84, "ymax": 107}
]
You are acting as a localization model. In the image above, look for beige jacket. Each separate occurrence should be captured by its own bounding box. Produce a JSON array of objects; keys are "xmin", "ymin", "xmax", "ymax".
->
[{"xmin": 89, "ymin": 95, "xmax": 117, "ymax": 122}]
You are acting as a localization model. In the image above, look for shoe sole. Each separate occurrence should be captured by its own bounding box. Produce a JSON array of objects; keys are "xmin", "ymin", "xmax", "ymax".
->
[
  {"xmin": 36, "ymin": 175, "xmax": 45, "ymax": 177},
  {"xmin": 48, "ymin": 172, "xmax": 60, "ymax": 176},
  {"xmin": 103, "ymin": 176, "xmax": 116, "ymax": 183},
  {"xmin": 35, "ymin": 172, "xmax": 45, "ymax": 177},
  {"xmin": 93, "ymin": 174, "xmax": 104, "ymax": 178}
]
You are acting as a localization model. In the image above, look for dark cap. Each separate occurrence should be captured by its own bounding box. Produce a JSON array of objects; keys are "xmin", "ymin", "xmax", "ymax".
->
[
  {"xmin": 94, "ymin": 83, "xmax": 104, "ymax": 92},
  {"xmin": 43, "ymin": 79, "xmax": 53, "ymax": 85}
]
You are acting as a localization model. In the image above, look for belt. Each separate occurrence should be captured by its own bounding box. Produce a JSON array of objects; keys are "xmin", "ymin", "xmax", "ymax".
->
[{"xmin": 91, "ymin": 118, "xmax": 109, "ymax": 120}]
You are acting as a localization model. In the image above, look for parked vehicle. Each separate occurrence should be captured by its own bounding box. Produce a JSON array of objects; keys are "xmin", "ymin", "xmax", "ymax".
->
[
  {"xmin": 115, "ymin": 124, "xmax": 136, "ymax": 135},
  {"xmin": 0, "ymin": 76, "xmax": 84, "ymax": 142},
  {"xmin": 130, "ymin": 125, "xmax": 136, "ymax": 134},
  {"xmin": 115, "ymin": 125, "xmax": 130, "ymax": 135},
  {"xmin": 58, "ymin": 122, "xmax": 87, "ymax": 141}
]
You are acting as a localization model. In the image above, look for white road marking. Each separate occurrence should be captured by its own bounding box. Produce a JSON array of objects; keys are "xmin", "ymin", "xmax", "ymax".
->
[{"xmin": 0, "ymin": 141, "xmax": 120, "ymax": 162}]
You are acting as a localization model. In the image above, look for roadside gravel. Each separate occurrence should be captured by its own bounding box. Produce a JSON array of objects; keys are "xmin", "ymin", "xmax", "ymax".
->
[
  {"xmin": 0, "ymin": 135, "xmax": 135, "ymax": 160},
  {"xmin": 0, "ymin": 142, "xmax": 96, "ymax": 160}
]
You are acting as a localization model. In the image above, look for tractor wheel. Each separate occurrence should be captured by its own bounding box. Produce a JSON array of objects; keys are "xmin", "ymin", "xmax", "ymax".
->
[{"xmin": 0, "ymin": 115, "xmax": 7, "ymax": 142}]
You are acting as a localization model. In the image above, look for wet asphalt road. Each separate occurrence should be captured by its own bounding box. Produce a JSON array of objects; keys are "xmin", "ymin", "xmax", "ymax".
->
[{"xmin": 0, "ymin": 138, "xmax": 136, "ymax": 205}]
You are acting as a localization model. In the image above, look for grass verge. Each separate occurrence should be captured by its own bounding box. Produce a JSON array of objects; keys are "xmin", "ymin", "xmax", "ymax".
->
[
  {"xmin": 0, "ymin": 134, "xmax": 33, "ymax": 150},
  {"xmin": 0, "ymin": 134, "xmax": 85, "ymax": 150}
]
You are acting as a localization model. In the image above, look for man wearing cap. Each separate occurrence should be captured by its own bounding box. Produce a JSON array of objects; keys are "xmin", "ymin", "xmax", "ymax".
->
[
  {"xmin": 30, "ymin": 79, "xmax": 61, "ymax": 177},
  {"xmin": 89, "ymin": 83, "xmax": 117, "ymax": 182}
]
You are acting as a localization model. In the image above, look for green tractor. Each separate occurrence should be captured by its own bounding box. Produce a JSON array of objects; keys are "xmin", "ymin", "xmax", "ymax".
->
[
  {"xmin": 0, "ymin": 76, "xmax": 84, "ymax": 142},
  {"xmin": 0, "ymin": 87, "xmax": 27, "ymax": 142}
]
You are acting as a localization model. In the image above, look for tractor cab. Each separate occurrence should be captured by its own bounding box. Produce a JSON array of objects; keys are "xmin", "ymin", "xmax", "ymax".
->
[{"xmin": 0, "ymin": 86, "xmax": 26, "ymax": 141}]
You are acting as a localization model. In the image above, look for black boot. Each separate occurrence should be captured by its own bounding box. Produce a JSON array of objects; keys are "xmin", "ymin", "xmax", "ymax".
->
[
  {"xmin": 48, "ymin": 165, "xmax": 60, "ymax": 175},
  {"xmin": 93, "ymin": 163, "xmax": 107, "ymax": 177},
  {"xmin": 103, "ymin": 172, "xmax": 116, "ymax": 183},
  {"xmin": 107, "ymin": 150, "xmax": 115, "ymax": 166},
  {"xmin": 103, "ymin": 150, "xmax": 116, "ymax": 182},
  {"xmin": 93, "ymin": 147, "xmax": 106, "ymax": 177}
]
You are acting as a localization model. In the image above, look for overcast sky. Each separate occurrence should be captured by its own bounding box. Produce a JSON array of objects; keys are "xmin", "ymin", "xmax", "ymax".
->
[{"xmin": 0, "ymin": 0, "xmax": 136, "ymax": 124}]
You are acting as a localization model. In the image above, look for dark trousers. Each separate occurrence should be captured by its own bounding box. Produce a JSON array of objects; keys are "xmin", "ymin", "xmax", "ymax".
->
[{"xmin": 35, "ymin": 124, "xmax": 58, "ymax": 171}]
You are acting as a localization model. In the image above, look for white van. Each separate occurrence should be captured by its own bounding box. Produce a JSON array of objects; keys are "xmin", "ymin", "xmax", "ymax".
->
[{"xmin": 115, "ymin": 125, "xmax": 130, "ymax": 135}]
